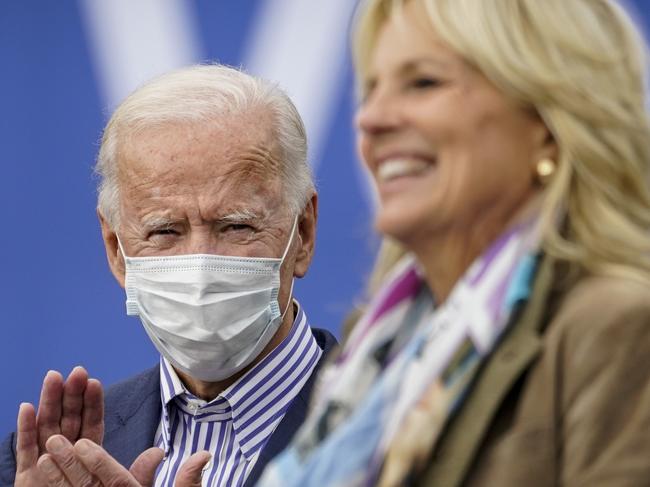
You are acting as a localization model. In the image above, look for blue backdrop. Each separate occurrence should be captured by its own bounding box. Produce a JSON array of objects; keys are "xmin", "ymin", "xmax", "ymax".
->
[{"xmin": 1, "ymin": 0, "xmax": 648, "ymax": 438}]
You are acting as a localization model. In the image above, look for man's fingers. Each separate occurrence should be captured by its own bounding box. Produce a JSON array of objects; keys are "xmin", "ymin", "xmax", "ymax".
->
[
  {"xmin": 129, "ymin": 447, "xmax": 165, "ymax": 487},
  {"xmin": 60, "ymin": 367, "xmax": 88, "ymax": 441},
  {"xmin": 45, "ymin": 435, "xmax": 100, "ymax": 487},
  {"xmin": 16, "ymin": 402, "xmax": 39, "ymax": 474},
  {"xmin": 174, "ymin": 451, "xmax": 211, "ymax": 487},
  {"xmin": 36, "ymin": 370, "xmax": 64, "ymax": 450},
  {"xmin": 80, "ymin": 378, "xmax": 104, "ymax": 444},
  {"xmin": 74, "ymin": 438, "xmax": 139, "ymax": 486},
  {"xmin": 37, "ymin": 454, "xmax": 72, "ymax": 487}
]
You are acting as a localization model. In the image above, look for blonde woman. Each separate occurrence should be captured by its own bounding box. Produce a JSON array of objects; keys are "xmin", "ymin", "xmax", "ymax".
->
[{"xmin": 260, "ymin": 0, "xmax": 650, "ymax": 486}]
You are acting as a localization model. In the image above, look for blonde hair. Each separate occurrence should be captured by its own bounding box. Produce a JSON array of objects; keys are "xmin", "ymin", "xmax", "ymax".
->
[
  {"xmin": 354, "ymin": 0, "xmax": 650, "ymax": 293},
  {"xmin": 96, "ymin": 64, "xmax": 313, "ymax": 229}
]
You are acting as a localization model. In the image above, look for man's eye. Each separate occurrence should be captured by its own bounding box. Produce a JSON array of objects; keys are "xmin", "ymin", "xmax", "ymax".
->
[
  {"xmin": 150, "ymin": 228, "xmax": 178, "ymax": 237},
  {"xmin": 224, "ymin": 224, "xmax": 253, "ymax": 232}
]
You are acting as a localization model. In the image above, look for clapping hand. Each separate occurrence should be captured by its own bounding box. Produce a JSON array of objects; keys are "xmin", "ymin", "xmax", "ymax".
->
[
  {"xmin": 14, "ymin": 367, "xmax": 104, "ymax": 487},
  {"xmin": 37, "ymin": 436, "xmax": 211, "ymax": 487}
]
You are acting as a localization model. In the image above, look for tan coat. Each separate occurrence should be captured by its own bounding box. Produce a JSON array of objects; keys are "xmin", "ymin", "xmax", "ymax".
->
[{"xmin": 417, "ymin": 258, "xmax": 650, "ymax": 487}]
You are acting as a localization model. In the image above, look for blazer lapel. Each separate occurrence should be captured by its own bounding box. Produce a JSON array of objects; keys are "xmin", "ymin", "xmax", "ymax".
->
[
  {"xmin": 417, "ymin": 256, "xmax": 556, "ymax": 487},
  {"xmin": 244, "ymin": 328, "xmax": 338, "ymax": 487},
  {"xmin": 103, "ymin": 366, "xmax": 162, "ymax": 469}
]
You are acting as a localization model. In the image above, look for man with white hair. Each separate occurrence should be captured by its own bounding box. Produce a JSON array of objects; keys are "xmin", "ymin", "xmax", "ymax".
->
[{"xmin": 0, "ymin": 64, "xmax": 336, "ymax": 486}]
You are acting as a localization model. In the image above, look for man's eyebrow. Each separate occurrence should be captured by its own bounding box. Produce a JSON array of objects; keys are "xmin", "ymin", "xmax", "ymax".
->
[
  {"xmin": 140, "ymin": 215, "xmax": 178, "ymax": 230},
  {"xmin": 139, "ymin": 209, "xmax": 268, "ymax": 229},
  {"xmin": 218, "ymin": 209, "xmax": 264, "ymax": 223}
]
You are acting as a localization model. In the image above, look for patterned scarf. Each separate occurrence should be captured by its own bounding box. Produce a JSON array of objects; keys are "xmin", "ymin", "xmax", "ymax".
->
[{"xmin": 259, "ymin": 221, "xmax": 540, "ymax": 487}]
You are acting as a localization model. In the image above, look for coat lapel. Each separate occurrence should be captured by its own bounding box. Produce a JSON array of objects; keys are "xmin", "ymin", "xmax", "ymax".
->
[
  {"xmin": 102, "ymin": 366, "xmax": 162, "ymax": 469},
  {"xmin": 244, "ymin": 328, "xmax": 338, "ymax": 487},
  {"xmin": 417, "ymin": 256, "xmax": 556, "ymax": 487}
]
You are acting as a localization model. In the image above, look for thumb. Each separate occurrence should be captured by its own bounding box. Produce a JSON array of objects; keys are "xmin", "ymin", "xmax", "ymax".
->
[
  {"xmin": 174, "ymin": 451, "xmax": 212, "ymax": 487},
  {"xmin": 129, "ymin": 447, "xmax": 165, "ymax": 486}
]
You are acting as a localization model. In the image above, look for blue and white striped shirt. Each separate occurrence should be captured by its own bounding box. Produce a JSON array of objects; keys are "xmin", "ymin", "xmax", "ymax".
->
[{"xmin": 153, "ymin": 302, "xmax": 322, "ymax": 487}]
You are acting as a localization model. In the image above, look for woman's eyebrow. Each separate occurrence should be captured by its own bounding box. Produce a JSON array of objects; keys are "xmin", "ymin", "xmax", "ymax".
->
[{"xmin": 400, "ymin": 57, "xmax": 452, "ymax": 74}]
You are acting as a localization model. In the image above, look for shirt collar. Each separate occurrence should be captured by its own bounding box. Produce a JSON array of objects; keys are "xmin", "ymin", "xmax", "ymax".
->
[{"xmin": 158, "ymin": 300, "xmax": 321, "ymax": 459}]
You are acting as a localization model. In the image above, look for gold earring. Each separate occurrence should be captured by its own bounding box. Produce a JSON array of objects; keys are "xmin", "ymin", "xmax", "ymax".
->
[{"xmin": 535, "ymin": 158, "xmax": 556, "ymax": 185}]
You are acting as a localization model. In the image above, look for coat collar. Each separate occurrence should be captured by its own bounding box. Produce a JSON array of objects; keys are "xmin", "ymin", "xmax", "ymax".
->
[{"xmin": 417, "ymin": 254, "xmax": 558, "ymax": 487}]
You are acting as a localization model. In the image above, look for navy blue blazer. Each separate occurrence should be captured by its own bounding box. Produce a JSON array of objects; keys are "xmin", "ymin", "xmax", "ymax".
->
[{"xmin": 0, "ymin": 328, "xmax": 337, "ymax": 487}]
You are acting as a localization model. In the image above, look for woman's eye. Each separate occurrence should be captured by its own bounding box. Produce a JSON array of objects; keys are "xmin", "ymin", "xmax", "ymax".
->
[{"xmin": 409, "ymin": 77, "xmax": 441, "ymax": 89}]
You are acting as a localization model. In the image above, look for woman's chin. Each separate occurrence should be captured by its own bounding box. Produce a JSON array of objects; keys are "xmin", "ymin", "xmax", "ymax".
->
[{"xmin": 375, "ymin": 212, "xmax": 422, "ymax": 247}]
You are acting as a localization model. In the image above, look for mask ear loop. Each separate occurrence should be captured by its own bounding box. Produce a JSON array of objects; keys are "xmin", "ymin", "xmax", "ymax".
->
[
  {"xmin": 281, "ymin": 278, "xmax": 295, "ymax": 320},
  {"xmin": 280, "ymin": 216, "xmax": 299, "ymax": 263},
  {"xmin": 115, "ymin": 234, "xmax": 129, "ymax": 259},
  {"xmin": 116, "ymin": 235, "xmax": 140, "ymax": 315},
  {"xmin": 280, "ymin": 216, "xmax": 299, "ymax": 320}
]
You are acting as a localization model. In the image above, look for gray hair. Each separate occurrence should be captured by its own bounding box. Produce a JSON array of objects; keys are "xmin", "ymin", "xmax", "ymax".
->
[{"xmin": 95, "ymin": 63, "xmax": 314, "ymax": 229}]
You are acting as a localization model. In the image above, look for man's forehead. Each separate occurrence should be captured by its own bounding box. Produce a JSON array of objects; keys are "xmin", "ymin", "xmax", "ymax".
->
[{"xmin": 117, "ymin": 110, "xmax": 281, "ymax": 177}]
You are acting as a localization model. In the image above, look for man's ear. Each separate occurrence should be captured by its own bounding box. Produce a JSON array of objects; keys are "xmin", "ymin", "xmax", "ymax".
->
[
  {"xmin": 98, "ymin": 209, "xmax": 126, "ymax": 288},
  {"xmin": 293, "ymin": 192, "xmax": 318, "ymax": 279}
]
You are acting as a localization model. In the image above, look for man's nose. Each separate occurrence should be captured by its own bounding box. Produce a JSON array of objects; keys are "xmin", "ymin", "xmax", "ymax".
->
[{"xmin": 183, "ymin": 230, "xmax": 222, "ymax": 255}]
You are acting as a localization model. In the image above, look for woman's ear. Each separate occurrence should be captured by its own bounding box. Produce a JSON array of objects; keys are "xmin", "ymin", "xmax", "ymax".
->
[{"xmin": 534, "ymin": 115, "xmax": 559, "ymax": 163}]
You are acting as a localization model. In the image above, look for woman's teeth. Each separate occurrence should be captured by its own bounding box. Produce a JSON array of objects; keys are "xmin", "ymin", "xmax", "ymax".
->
[{"xmin": 377, "ymin": 158, "xmax": 431, "ymax": 182}]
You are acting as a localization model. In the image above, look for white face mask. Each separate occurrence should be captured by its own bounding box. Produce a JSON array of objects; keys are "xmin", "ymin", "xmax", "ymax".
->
[{"xmin": 118, "ymin": 218, "xmax": 298, "ymax": 382}]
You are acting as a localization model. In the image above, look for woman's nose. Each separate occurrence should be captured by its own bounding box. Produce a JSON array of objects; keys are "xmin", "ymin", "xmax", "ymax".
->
[{"xmin": 355, "ymin": 89, "xmax": 403, "ymax": 136}]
